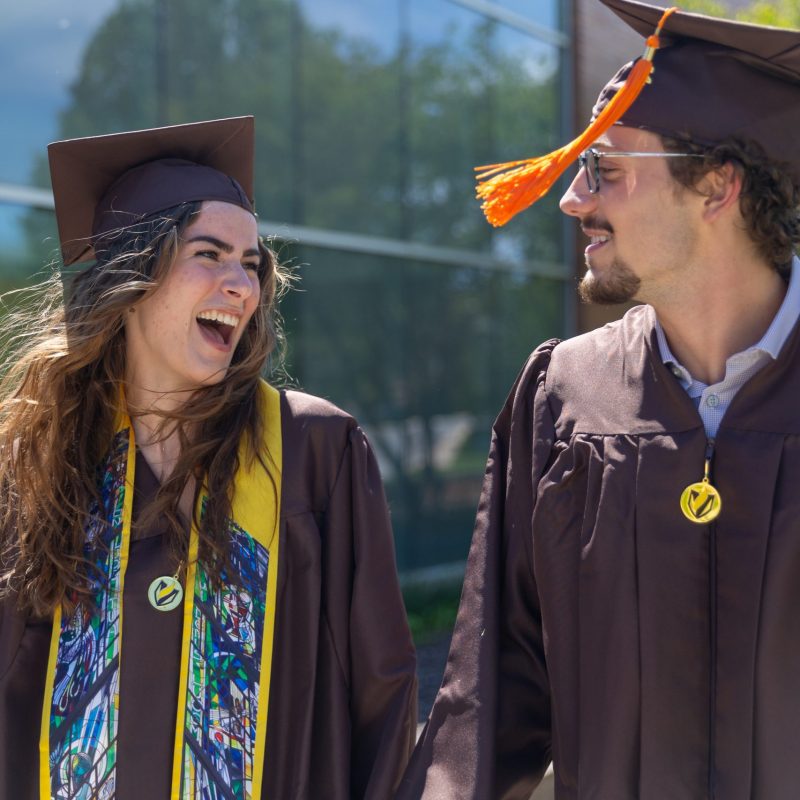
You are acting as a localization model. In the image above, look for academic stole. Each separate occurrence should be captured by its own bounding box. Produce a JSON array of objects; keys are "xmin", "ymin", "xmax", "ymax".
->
[{"xmin": 39, "ymin": 381, "xmax": 282, "ymax": 800}]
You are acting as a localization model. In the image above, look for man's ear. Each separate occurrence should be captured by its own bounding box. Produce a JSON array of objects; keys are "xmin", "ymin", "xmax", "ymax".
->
[{"xmin": 699, "ymin": 161, "xmax": 742, "ymax": 222}]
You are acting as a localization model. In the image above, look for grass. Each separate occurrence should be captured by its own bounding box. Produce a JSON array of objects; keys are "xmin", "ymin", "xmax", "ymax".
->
[{"xmin": 403, "ymin": 582, "xmax": 462, "ymax": 645}]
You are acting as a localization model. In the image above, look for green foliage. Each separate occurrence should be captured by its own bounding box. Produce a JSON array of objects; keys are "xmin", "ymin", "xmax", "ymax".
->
[
  {"xmin": 738, "ymin": 0, "xmax": 800, "ymax": 26},
  {"xmin": 403, "ymin": 582, "xmax": 462, "ymax": 644},
  {"xmin": 676, "ymin": 0, "xmax": 730, "ymax": 16},
  {"xmin": 12, "ymin": 207, "xmax": 61, "ymax": 290},
  {"xmin": 678, "ymin": 0, "xmax": 800, "ymax": 26}
]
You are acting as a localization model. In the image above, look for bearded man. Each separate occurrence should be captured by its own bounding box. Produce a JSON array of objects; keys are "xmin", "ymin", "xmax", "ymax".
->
[{"xmin": 399, "ymin": 1, "xmax": 800, "ymax": 797}]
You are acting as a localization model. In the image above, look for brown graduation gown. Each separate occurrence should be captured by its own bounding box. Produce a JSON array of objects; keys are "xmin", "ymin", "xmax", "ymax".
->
[
  {"xmin": 0, "ymin": 390, "xmax": 417, "ymax": 800},
  {"xmin": 399, "ymin": 304, "xmax": 800, "ymax": 800}
]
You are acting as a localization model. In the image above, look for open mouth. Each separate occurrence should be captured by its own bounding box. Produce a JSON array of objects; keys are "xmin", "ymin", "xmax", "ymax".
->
[
  {"xmin": 196, "ymin": 310, "xmax": 239, "ymax": 347},
  {"xmin": 584, "ymin": 230, "xmax": 612, "ymax": 254}
]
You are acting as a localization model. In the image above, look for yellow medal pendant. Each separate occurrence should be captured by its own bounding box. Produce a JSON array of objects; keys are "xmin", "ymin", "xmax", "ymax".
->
[
  {"xmin": 148, "ymin": 575, "xmax": 184, "ymax": 611},
  {"xmin": 680, "ymin": 455, "xmax": 722, "ymax": 524}
]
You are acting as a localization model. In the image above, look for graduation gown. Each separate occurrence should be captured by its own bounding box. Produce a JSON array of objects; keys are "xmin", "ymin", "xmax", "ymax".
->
[
  {"xmin": 0, "ymin": 390, "xmax": 417, "ymax": 800},
  {"xmin": 399, "ymin": 304, "xmax": 800, "ymax": 800}
]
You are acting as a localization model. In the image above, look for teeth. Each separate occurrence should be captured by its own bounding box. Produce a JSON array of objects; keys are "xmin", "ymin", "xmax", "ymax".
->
[
  {"xmin": 591, "ymin": 235, "xmax": 610, "ymax": 244},
  {"xmin": 197, "ymin": 310, "xmax": 239, "ymax": 327}
]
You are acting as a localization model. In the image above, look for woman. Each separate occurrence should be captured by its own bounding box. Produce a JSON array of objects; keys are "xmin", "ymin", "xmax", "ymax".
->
[{"xmin": 0, "ymin": 117, "xmax": 416, "ymax": 799}]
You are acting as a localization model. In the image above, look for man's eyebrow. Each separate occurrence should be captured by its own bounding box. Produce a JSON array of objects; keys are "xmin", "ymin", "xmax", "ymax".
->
[{"xmin": 185, "ymin": 235, "xmax": 260, "ymax": 258}]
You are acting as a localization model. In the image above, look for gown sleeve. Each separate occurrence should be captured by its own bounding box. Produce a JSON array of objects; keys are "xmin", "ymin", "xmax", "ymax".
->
[
  {"xmin": 397, "ymin": 340, "xmax": 559, "ymax": 800},
  {"xmin": 324, "ymin": 424, "xmax": 418, "ymax": 799}
]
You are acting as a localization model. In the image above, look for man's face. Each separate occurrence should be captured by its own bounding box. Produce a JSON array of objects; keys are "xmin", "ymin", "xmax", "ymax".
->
[{"xmin": 559, "ymin": 126, "xmax": 704, "ymax": 306}]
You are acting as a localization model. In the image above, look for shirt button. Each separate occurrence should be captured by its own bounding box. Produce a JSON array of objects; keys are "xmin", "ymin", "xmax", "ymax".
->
[
  {"xmin": 706, "ymin": 394, "xmax": 720, "ymax": 408},
  {"xmin": 671, "ymin": 366, "xmax": 682, "ymax": 378}
]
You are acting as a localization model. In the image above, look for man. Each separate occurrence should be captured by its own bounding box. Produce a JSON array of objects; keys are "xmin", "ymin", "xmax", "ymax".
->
[{"xmin": 398, "ymin": 1, "xmax": 800, "ymax": 798}]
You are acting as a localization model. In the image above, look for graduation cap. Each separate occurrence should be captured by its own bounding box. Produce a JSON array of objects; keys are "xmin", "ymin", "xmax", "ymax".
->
[
  {"xmin": 476, "ymin": 0, "xmax": 800, "ymax": 226},
  {"xmin": 48, "ymin": 116, "xmax": 255, "ymax": 265}
]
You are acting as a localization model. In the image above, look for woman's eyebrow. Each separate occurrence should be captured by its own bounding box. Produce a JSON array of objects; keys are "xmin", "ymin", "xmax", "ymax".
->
[{"xmin": 185, "ymin": 234, "xmax": 260, "ymax": 258}]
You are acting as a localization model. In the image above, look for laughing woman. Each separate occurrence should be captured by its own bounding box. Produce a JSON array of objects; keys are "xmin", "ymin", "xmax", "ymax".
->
[{"xmin": 0, "ymin": 117, "xmax": 416, "ymax": 800}]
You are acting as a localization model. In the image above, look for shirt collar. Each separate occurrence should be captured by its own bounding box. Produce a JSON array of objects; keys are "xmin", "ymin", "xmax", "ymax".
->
[
  {"xmin": 657, "ymin": 255, "xmax": 800, "ymax": 374},
  {"xmin": 655, "ymin": 323, "xmax": 691, "ymax": 387},
  {"xmin": 755, "ymin": 255, "xmax": 800, "ymax": 359}
]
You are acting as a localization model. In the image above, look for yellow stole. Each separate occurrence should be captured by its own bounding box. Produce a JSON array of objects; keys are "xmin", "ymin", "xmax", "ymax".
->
[{"xmin": 40, "ymin": 380, "xmax": 281, "ymax": 799}]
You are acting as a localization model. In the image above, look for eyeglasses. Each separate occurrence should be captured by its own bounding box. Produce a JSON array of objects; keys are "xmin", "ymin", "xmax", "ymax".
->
[{"xmin": 577, "ymin": 148, "xmax": 706, "ymax": 194}]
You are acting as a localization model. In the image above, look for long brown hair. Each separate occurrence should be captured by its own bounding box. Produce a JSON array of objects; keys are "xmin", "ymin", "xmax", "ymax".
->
[{"xmin": 0, "ymin": 202, "xmax": 289, "ymax": 616}]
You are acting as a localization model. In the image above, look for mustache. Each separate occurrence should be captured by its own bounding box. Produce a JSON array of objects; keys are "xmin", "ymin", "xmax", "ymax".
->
[{"xmin": 580, "ymin": 216, "xmax": 614, "ymax": 235}]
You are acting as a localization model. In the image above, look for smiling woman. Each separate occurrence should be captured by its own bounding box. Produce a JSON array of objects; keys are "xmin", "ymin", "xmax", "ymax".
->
[
  {"xmin": 125, "ymin": 201, "xmax": 262, "ymax": 398},
  {"xmin": 0, "ymin": 117, "xmax": 416, "ymax": 800}
]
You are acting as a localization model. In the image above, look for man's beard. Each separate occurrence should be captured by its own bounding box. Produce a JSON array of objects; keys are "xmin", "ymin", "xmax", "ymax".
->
[{"xmin": 578, "ymin": 256, "xmax": 641, "ymax": 305}]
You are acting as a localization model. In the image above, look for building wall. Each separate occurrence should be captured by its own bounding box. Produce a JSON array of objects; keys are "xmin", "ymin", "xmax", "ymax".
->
[{"xmin": 0, "ymin": 0, "xmax": 571, "ymax": 577}]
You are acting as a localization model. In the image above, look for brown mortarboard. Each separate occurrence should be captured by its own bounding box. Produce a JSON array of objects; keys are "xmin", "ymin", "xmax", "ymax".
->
[
  {"xmin": 476, "ymin": 0, "xmax": 800, "ymax": 226},
  {"xmin": 48, "ymin": 116, "xmax": 255, "ymax": 265},
  {"xmin": 597, "ymin": 0, "xmax": 800, "ymax": 175}
]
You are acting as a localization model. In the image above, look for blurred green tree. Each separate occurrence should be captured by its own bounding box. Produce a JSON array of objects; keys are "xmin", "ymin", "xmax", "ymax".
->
[{"xmin": 679, "ymin": 0, "xmax": 800, "ymax": 25}]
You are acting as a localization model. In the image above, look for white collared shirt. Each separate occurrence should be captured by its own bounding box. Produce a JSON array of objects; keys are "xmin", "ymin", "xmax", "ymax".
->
[{"xmin": 656, "ymin": 257, "xmax": 800, "ymax": 438}]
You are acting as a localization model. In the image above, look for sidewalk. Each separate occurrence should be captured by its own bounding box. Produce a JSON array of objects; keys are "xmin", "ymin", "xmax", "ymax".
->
[{"xmin": 416, "ymin": 634, "xmax": 554, "ymax": 799}]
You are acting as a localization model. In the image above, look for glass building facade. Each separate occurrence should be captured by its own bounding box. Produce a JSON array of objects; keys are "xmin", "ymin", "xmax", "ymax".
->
[{"xmin": 0, "ymin": 0, "xmax": 573, "ymax": 575}]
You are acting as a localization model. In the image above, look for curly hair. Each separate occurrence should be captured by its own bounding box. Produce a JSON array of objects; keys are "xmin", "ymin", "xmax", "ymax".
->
[
  {"xmin": 662, "ymin": 134, "xmax": 800, "ymax": 280},
  {"xmin": 0, "ymin": 202, "xmax": 290, "ymax": 616}
]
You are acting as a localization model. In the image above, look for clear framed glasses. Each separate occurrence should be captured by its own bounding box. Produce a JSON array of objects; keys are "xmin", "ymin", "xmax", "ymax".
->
[{"xmin": 577, "ymin": 148, "xmax": 706, "ymax": 193}]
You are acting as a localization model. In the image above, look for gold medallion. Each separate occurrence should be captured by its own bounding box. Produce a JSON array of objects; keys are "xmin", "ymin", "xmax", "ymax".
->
[
  {"xmin": 680, "ymin": 478, "xmax": 722, "ymax": 523},
  {"xmin": 147, "ymin": 575, "xmax": 184, "ymax": 611}
]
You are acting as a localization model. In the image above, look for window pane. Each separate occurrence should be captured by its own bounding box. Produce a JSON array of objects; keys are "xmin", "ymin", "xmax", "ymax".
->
[
  {"xmin": 408, "ymin": 0, "xmax": 563, "ymax": 260},
  {"xmin": 278, "ymin": 245, "xmax": 565, "ymax": 568},
  {"xmin": 1, "ymin": 0, "xmax": 296, "ymax": 218},
  {"xmin": 490, "ymin": 23, "xmax": 564, "ymax": 264},
  {"xmin": 2, "ymin": 0, "xmax": 572, "ymax": 578},
  {"xmin": 0, "ymin": 204, "xmax": 60, "ymax": 289},
  {"xmin": 294, "ymin": 0, "xmax": 403, "ymax": 235},
  {"xmin": 0, "ymin": 1, "xmax": 154, "ymax": 188},
  {"xmin": 490, "ymin": 0, "xmax": 559, "ymax": 31},
  {"xmin": 3, "ymin": 0, "xmax": 566, "ymax": 263}
]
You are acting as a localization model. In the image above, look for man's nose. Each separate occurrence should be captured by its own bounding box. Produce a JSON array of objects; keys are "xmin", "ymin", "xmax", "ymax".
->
[{"xmin": 559, "ymin": 169, "xmax": 598, "ymax": 218}]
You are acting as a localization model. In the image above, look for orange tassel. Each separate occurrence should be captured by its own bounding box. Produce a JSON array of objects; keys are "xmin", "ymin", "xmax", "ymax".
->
[{"xmin": 476, "ymin": 6, "xmax": 679, "ymax": 227}]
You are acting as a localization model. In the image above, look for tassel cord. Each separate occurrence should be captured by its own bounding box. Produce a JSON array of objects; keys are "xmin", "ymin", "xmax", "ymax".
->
[{"xmin": 476, "ymin": 6, "xmax": 678, "ymax": 226}]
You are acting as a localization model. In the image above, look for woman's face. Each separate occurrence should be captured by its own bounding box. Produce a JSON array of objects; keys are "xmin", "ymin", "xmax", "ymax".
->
[{"xmin": 125, "ymin": 200, "xmax": 261, "ymax": 396}]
